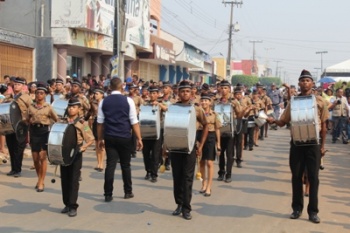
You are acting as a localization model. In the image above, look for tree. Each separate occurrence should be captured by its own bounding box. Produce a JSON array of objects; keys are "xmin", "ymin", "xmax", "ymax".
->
[{"xmin": 231, "ymin": 75, "xmax": 259, "ymax": 88}]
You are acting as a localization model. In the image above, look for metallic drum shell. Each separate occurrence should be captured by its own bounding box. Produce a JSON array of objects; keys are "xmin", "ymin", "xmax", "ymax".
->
[
  {"xmin": 290, "ymin": 95, "xmax": 320, "ymax": 146},
  {"xmin": 164, "ymin": 104, "xmax": 196, "ymax": 154},
  {"xmin": 139, "ymin": 105, "xmax": 161, "ymax": 140},
  {"xmin": 52, "ymin": 99, "xmax": 68, "ymax": 119},
  {"xmin": 214, "ymin": 103, "xmax": 235, "ymax": 137},
  {"xmin": 0, "ymin": 101, "xmax": 22, "ymax": 135}
]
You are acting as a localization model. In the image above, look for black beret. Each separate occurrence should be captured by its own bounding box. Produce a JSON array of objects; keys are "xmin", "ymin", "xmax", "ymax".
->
[
  {"xmin": 299, "ymin": 69, "xmax": 313, "ymax": 81},
  {"xmin": 93, "ymin": 88, "xmax": 104, "ymax": 94},
  {"xmin": 163, "ymin": 81, "xmax": 172, "ymax": 87},
  {"xmin": 14, "ymin": 77, "xmax": 26, "ymax": 84},
  {"xmin": 201, "ymin": 83, "xmax": 210, "ymax": 91},
  {"xmin": 68, "ymin": 97, "xmax": 81, "ymax": 106},
  {"xmin": 200, "ymin": 93, "xmax": 212, "ymax": 100},
  {"xmin": 71, "ymin": 79, "xmax": 82, "ymax": 87},
  {"xmin": 148, "ymin": 86, "xmax": 159, "ymax": 92},
  {"xmin": 178, "ymin": 80, "xmax": 191, "ymax": 90},
  {"xmin": 220, "ymin": 80, "xmax": 231, "ymax": 87},
  {"xmin": 36, "ymin": 82, "xmax": 47, "ymax": 92},
  {"xmin": 56, "ymin": 78, "xmax": 64, "ymax": 84}
]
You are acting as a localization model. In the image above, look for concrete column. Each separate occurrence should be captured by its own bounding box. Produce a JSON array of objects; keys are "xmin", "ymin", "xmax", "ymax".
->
[
  {"xmin": 90, "ymin": 53, "xmax": 101, "ymax": 76},
  {"xmin": 57, "ymin": 47, "xmax": 67, "ymax": 80},
  {"xmin": 101, "ymin": 55, "xmax": 111, "ymax": 77}
]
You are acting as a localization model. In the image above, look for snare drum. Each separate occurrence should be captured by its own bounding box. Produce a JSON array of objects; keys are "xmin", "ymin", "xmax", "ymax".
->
[
  {"xmin": 48, "ymin": 123, "xmax": 78, "ymax": 166},
  {"xmin": 52, "ymin": 99, "xmax": 68, "ymax": 119},
  {"xmin": 139, "ymin": 105, "xmax": 161, "ymax": 140},
  {"xmin": 164, "ymin": 104, "xmax": 196, "ymax": 154},
  {"xmin": 290, "ymin": 95, "xmax": 320, "ymax": 146},
  {"xmin": 254, "ymin": 110, "xmax": 268, "ymax": 127},
  {"xmin": 0, "ymin": 101, "xmax": 22, "ymax": 135},
  {"xmin": 214, "ymin": 103, "xmax": 235, "ymax": 137}
]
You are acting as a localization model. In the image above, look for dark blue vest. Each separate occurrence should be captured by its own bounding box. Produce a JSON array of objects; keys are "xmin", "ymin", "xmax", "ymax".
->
[{"xmin": 102, "ymin": 94, "xmax": 131, "ymax": 138}]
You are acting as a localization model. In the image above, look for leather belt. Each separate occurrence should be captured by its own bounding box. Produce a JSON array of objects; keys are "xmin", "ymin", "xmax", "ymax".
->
[{"xmin": 31, "ymin": 124, "xmax": 49, "ymax": 128}]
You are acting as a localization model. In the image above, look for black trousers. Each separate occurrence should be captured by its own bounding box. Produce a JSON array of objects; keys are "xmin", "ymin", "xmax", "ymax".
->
[
  {"xmin": 142, "ymin": 137, "xmax": 162, "ymax": 177},
  {"xmin": 244, "ymin": 127, "xmax": 255, "ymax": 149},
  {"xmin": 218, "ymin": 136, "xmax": 234, "ymax": 177},
  {"xmin": 233, "ymin": 131, "xmax": 243, "ymax": 162},
  {"xmin": 5, "ymin": 133, "xmax": 26, "ymax": 173},
  {"xmin": 60, "ymin": 152, "xmax": 82, "ymax": 210},
  {"xmin": 104, "ymin": 136, "xmax": 132, "ymax": 197},
  {"xmin": 289, "ymin": 142, "xmax": 320, "ymax": 215},
  {"xmin": 131, "ymin": 131, "xmax": 137, "ymax": 156},
  {"xmin": 170, "ymin": 149, "xmax": 196, "ymax": 214}
]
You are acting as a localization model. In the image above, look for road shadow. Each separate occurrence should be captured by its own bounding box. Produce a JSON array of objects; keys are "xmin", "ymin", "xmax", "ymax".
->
[
  {"xmin": 0, "ymin": 199, "xmax": 58, "ymax": 215},
  {"xmin": 93, "ymin": 200, "xmax": 170, "ymax": 216},
  {"xmin": 227, "ymin": 185, "xmax": 289, "ymax": 197},
  {"xmin": 0, "ymin": 227, "xmax": 102, "ymax": 233},
  {"xmin": 193, "ymin": 202, "xmax": 283, "ymax": 219}
]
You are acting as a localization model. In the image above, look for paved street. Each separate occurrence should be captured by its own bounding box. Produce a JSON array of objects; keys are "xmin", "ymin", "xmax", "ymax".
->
[{"xmin": 0, "ymin": 128, "xmax": 349, "ymax": 233}]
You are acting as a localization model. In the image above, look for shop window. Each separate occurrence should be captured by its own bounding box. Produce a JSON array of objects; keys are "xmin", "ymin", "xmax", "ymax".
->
[{"xmin": 67, "ymin": 56, "xmax": 83, "ymax": 79}]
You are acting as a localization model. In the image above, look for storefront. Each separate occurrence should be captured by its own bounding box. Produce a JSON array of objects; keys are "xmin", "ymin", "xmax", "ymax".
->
[
  {"xmin": 51, "ymin": 0, "xmax": 114, "ymax": 80},
  {"xmin": 0, "ymin": 28, "xmax": 35, "ymax": 82}
]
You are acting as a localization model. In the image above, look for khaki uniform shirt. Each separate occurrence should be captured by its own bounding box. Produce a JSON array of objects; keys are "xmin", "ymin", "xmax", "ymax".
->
[
  {"xmin": 5, "ymin": 92, "xmax": 32, "ymax": 120},
  {"xmin": 198, "ymin": 109, "xmax": 221, "ymax": 132},
  {"xmin": 249, "ymin": 98, "xmax": 264, "ymax": 116},
  {"xmin": 71, "ymin": 119, "xmax": 95, "ymax": 145},
  {"xmin": 69, "ymin": 93, "xmax": 90, "ymax": 118},
  {"xmin": 190, "ymin": 95, "xmax": 201, "ymax": 106},
  {"xmin": 280, "ymin": 95, "xmax": 329, "ymax": 131},
  {"xmin": 28, "ymin": 102, "xmax": 58, "ymax": 125},
  {"xmin": 131, "ymin": 95, "xmax": 143, "ymax": 115}
]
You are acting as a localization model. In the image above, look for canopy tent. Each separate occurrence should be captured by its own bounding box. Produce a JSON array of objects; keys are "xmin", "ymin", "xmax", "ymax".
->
[{"xmin": 323, "ymin": 59, "xmax": 350, "ymax": 82}]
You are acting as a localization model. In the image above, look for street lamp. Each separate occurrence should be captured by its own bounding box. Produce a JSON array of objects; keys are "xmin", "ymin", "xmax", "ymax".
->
[{"xmin": 316, "ymin": 51, "xmax": 328, "ymax": 81}]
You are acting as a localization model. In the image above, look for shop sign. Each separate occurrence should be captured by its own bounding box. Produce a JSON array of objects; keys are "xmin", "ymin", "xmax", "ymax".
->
[
  {"xmin": 154, "ymin": 44, "xmax": 175, "ymax": 64},
  {"xmin": 51, "ymin": 0, "xmax": 115, "ymax": 37},
  {"xmin": 0, "ymin": 28, "xmax": 35, "ymax": 48},
  {"xmin": 125, "ymin": 0, "xmax": 150, "ymax": 49},
  {"xmin": 52, "ymin": 28, "xmax": 113, "ymax": 52}
]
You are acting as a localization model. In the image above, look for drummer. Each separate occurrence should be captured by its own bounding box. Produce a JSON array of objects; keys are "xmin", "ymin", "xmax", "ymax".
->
[
  {"xmin": 67, "ymin": 79, "xmax": 91, "ymax": 121},
  {"xmin": 27, "ymin": 82, "xmax": 58, "ymax": 192},
  {"xmin": 267, "ymin": 69, "xmax": 328, "ymax": 224},
  {"xmin": 141, "ymin": 86, "xmax": 167, "ymax": 182},
  {"xmin": 159, "ymin": 81, "xmax": 175, "ymax": 170},
  {"xmin": 216, "ymin": 80, "xmax": 243, "ymax": 183},
  {"xmin": 198, "ymin": 93, "xmax": 221, "ymax": 197},
  {"xmin": 127, "ymin": 83, "xmax": 143, "ymax": 158},
  {"xmin": 170, "ymin": 80, "xmax": 208, "ymax": 220},
  {"xmin": 4, "ymin": 77, "xmax": 32, "ymax": 178},
  {"xmin": 60, "ymin": 97, "xmax": 94, "ymax": 217},
  {"xmin": 54, "ymin": 78, "xmax": 67, "ymax": 97}
]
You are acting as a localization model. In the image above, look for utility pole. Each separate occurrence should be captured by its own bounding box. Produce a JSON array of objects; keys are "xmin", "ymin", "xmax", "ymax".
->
[
  {"xmin": 222, "ymin": 0, "xmax": 243, "ymax": 82},
  {"xmin": 274, "ymin": 60, "xmax": 281, "ymax": 77},
  {"xmin": 316, "ymin": 51, "xmax": 328, "ymax": 81},
  {"xmin": 264, "ymin": 47, "xmax": 274, "ymax": 76},
  {"xmin": 249, "ymin": 40, "xmax": 263, "ymax": 75}
]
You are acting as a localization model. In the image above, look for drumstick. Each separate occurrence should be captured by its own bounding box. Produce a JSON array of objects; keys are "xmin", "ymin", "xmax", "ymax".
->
[{"xmin": 51, "ymin": 165, "xmax": 58, "ymax": 183}]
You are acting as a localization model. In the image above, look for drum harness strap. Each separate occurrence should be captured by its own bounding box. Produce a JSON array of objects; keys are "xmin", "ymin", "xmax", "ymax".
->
[{"xmin": 69, "ymin": 117, "xmax": 84, "ymax": 152}]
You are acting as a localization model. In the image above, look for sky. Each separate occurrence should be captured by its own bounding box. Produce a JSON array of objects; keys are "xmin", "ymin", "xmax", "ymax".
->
[{"xmin": 160, "ymin": 0, "xmax": 350, "ymax": 86}]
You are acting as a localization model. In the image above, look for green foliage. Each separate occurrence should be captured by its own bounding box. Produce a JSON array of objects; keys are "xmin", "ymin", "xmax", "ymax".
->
[
  {"xmin": 259, "ymin": 77, "xmax": 282, "ymax": 87},
  {"xmin": 231, "ymin": 75, "xmax": 258, "ymax": 87},
  {"xmin": 333, "ymin": 81, "xmax": 350, "ymax": 90}
]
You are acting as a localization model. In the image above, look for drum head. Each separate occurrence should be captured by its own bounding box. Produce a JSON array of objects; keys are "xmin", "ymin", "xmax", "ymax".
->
[
  {"xmin": 10, "ymin": 101, "xmax": 22, "ymax": 130},
  {"xmin": 15, "ymin": 120, "xmax": 28, "ymax": 144},
  {"xmin": 62, "ymin": 124, "xmax": 78, "ymax": 165}
]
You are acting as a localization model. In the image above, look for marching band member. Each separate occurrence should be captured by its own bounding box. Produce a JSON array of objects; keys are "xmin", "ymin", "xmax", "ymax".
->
[
  {"xmin": 27, "ymin": 82, "xmax": 58, "ymax": 192},
  {"xmin": 232, "ymin": 87, "xmax": 245, "ymax": 168},
  {"xmin": 141, "ymin": 86, "xmax": 167, "ymax": 183},
  {"xmin": 267, "ymin": 69, "xmax": 328, "ymax": 224},
  {"xmin": 55, "ymin": 78, "xmax": 67, "ymax": 97},
  {"xmin": 67, "ymin": 79, "xmax": 91, "ymax": 121},
  {"xmin": 170, "ymin": 80, "xmax": 208, "ymax": 220},
  {"xmin": 90, "ymin": 88, "xmax": 105, "ymax": 172},
  {"xmin": 216, "ymin": 80, "xmax": 242, "ymax": 183},
  {"xmin": 128, "ymin": 83, "xmax": 143, "ymax": 158},
  {"xmin": 198, "ymin": 93, "xmax": 221, "ymax": 197},
  {"xmin": 4, "ymin": 77, "xmax": 32, "ymax": 177},
  {"xmin": 60, "ymin": 98, "xmax": 94, "ymax": 217}
]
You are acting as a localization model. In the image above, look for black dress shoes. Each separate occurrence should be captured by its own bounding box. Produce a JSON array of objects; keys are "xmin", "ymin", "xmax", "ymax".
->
[
  {"xmin": 182, "ymin": 212, "xmax": 192, "ymax": 220},
  {"xmin": 68, "ymin": 209, "xmax": 77, "ymax": 217},
  {"xmin": 124, "ymin": 193, "xmax": 134, "ymax": 199},
  {"xmin": 6, "ymin": 171, "xmax": 16, "ymax": 176},
  {"xmin": 308, "ymin": 213, "xmax": 320, "ymax": 223},
  {"xmin": 172, "ymin": 205, "xmax": 182, "ymax": 216},
  {"xmin": 144, "ymin": 173, "xmax": 151, "ymax": 180},
  {"xmin": 105, "ymin": 196, "xmax": 113, "ymax": 202},
  {"xmin": 290, "ymin": 210, "xmax": 302, "ymax": 219},
  {"xmin": 61, "ymin": 206, "xmax": 69, "ymax": 214},
  {"xmin": 217, "ymin": 175, "xmax": 224, "ymax": 181}
]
